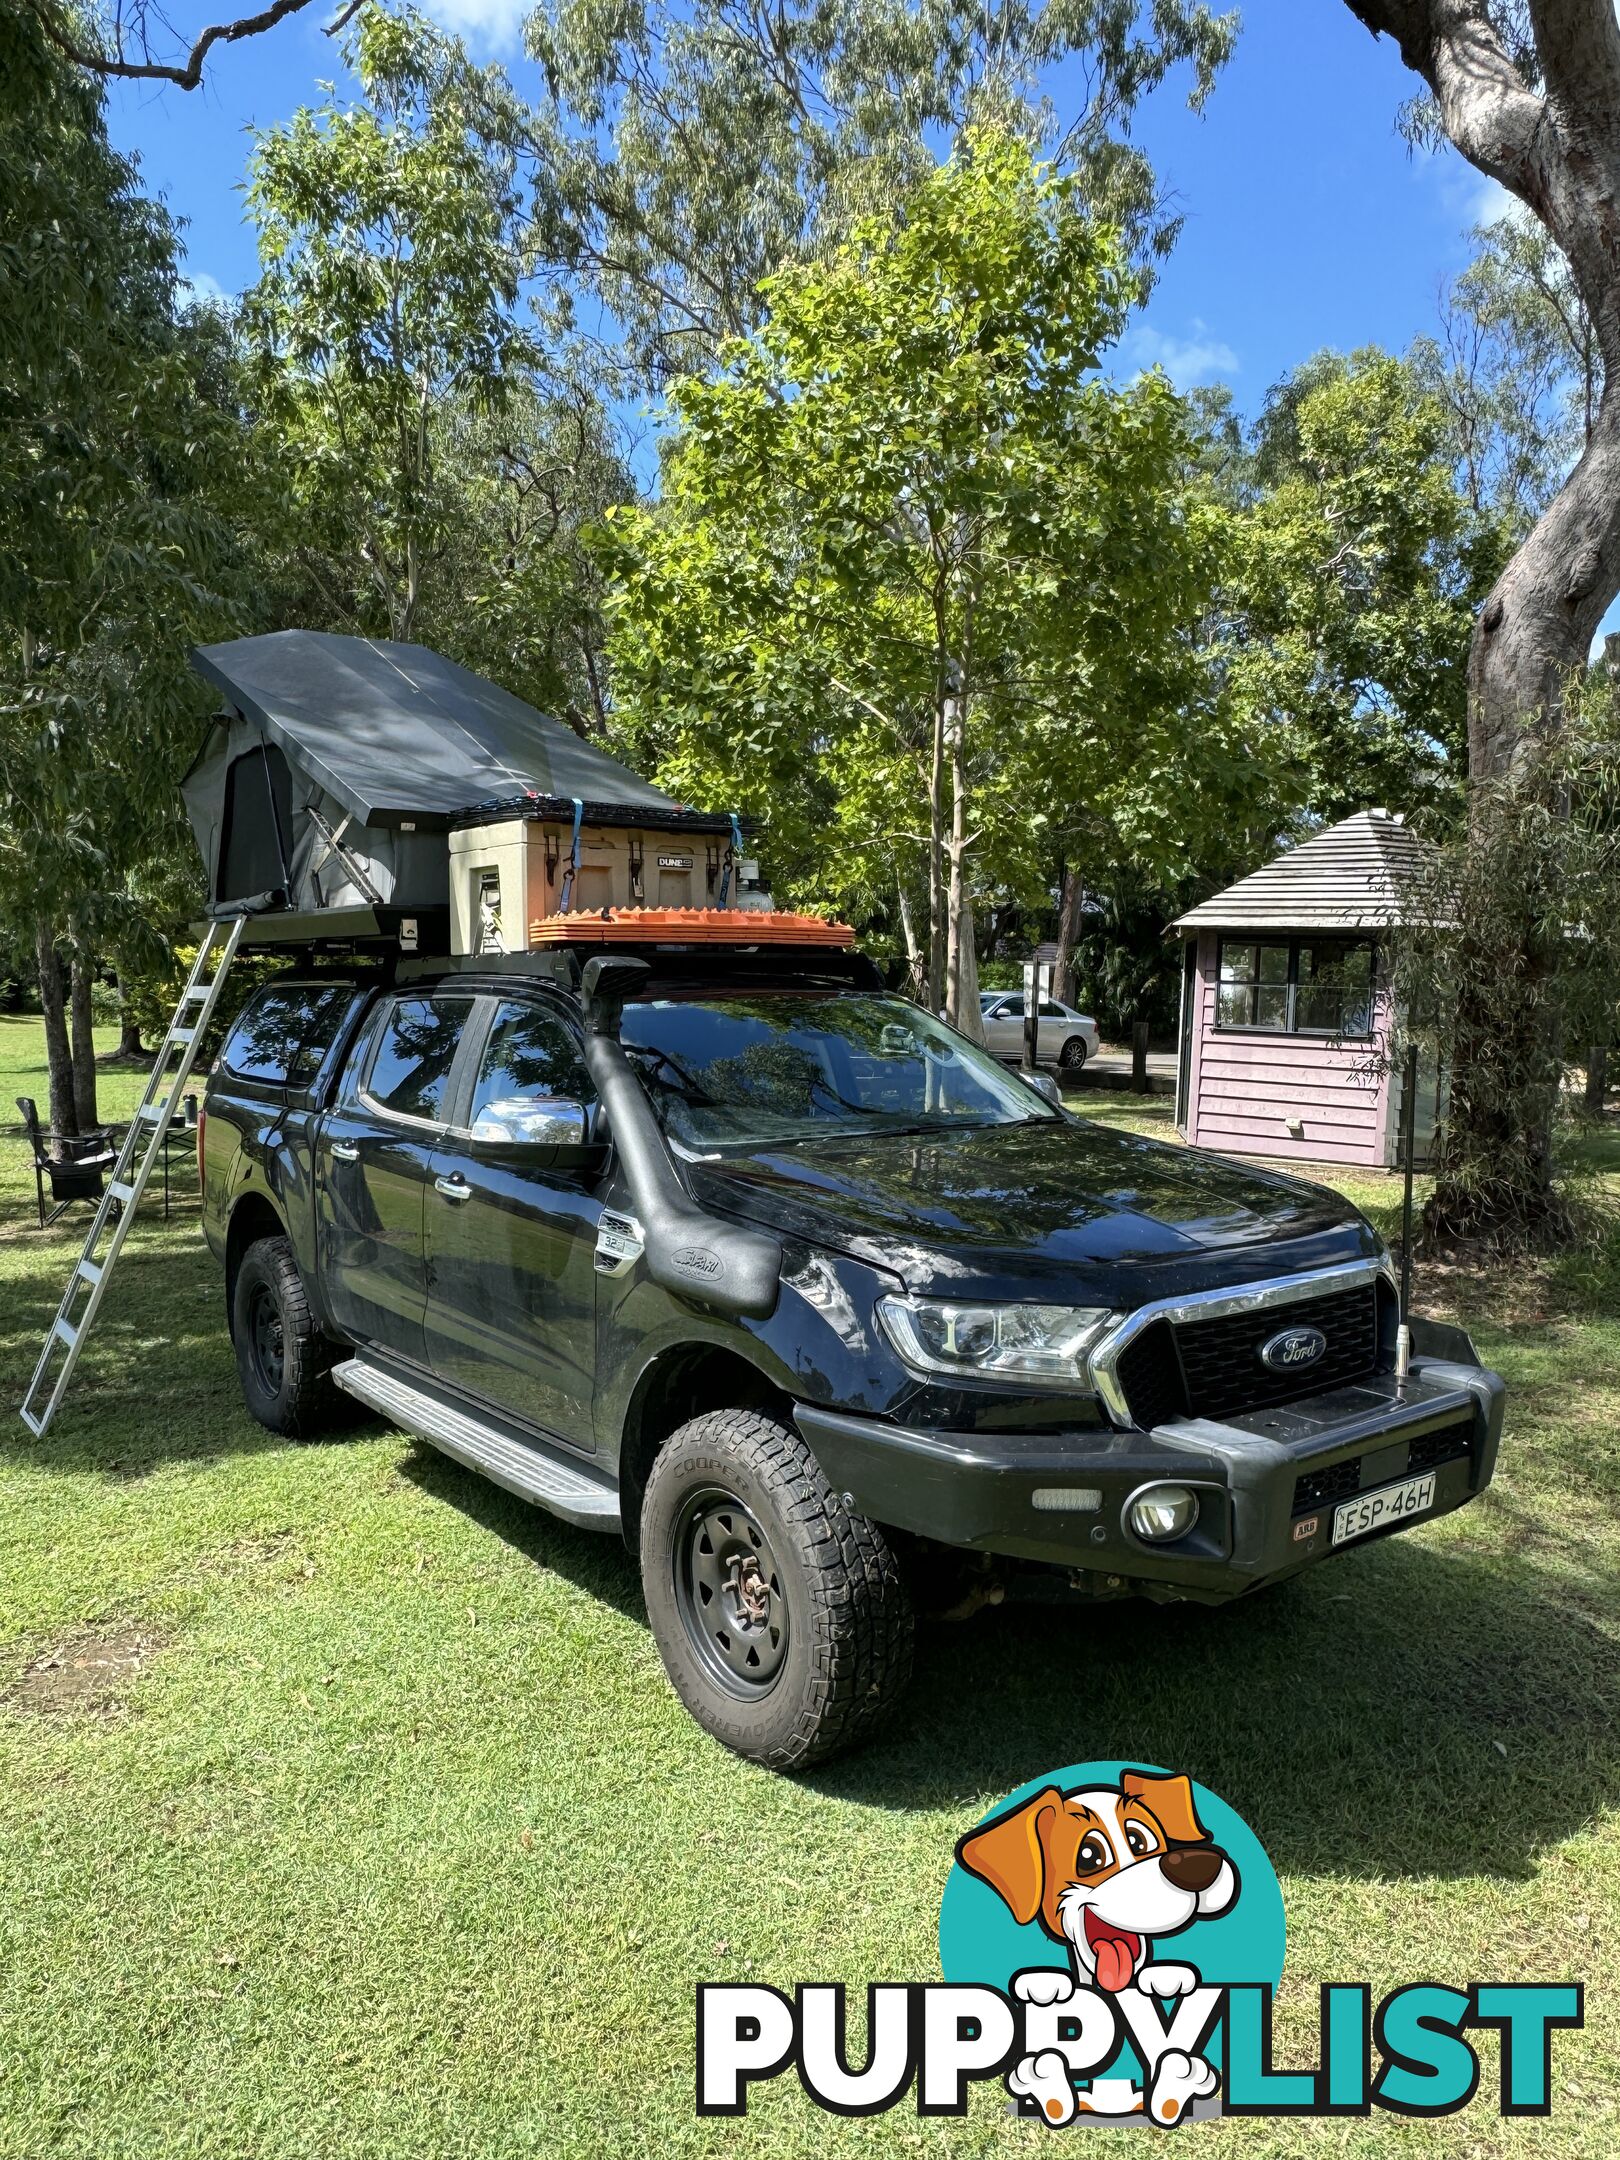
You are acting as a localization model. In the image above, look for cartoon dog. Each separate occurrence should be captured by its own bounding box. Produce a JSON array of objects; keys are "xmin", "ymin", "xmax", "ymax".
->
[{"xmin": 957, "ymin": 1770, "xmax": 1237, "ymax": 2126}]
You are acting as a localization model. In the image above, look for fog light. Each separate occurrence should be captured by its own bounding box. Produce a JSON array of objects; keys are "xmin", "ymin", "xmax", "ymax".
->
[{"xmin": 1127, "ymin": 1484, "xmax": 1199, "ymax": 1541}]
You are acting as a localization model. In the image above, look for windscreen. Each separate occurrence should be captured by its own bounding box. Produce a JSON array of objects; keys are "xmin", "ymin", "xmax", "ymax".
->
[{"xmin": 618, "ymin": 992, "xmax": 1058, "ymax": 1149}]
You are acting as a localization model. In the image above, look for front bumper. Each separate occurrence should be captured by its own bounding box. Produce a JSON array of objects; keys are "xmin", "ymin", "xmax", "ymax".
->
[{"xmin": 794, "ymin": 1345, "xmax": 1505, "ymax": 1603}]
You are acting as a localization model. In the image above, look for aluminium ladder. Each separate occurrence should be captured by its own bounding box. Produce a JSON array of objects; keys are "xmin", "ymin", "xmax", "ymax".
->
[{"xmin": 19, "ymin": 913, "xmax": 249, "ymax": 1438}]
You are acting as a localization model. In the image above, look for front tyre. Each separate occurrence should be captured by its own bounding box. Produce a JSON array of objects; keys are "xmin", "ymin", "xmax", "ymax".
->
[
  {"xmin": 639, "ymin": 1409, "xmax": 914, "ymax": 1770},
  {"xmin": 231, "ymin": 1235, "xmax": 339, "ymax": 1438}
]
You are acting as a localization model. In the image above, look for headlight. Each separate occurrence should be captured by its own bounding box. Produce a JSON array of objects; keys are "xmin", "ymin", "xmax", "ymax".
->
[{"xmin": 876, "ymin": 1296, "xmax": 1115, "ymax": 1389}]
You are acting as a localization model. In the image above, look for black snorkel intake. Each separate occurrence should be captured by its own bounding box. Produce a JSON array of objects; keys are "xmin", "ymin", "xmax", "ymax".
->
[{"xmin": 579, "ymin": 955, "xmax": 782, "ymax": 1320}]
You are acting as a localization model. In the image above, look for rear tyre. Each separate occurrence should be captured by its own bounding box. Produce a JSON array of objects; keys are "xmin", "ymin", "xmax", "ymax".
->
[
  {"xmin": 639, "ymin": 1409, "xmax": 914, "ymax": 1771},
  {"xmin": 1059, "ymin": 1034, "xmax": 1089, "ymax": 1070},
  {"xmin": 231, "ymin": 1235, "xmax": 339, "ymax": 1438}
]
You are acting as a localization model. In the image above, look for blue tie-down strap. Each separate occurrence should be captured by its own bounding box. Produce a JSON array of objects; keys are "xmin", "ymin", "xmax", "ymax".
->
[
  {"xmin": 558, "ymin": 797, "xmax": 584, "ymax": 912},
  {"xmin": 719, "ymin": 812, "xmax": 744, "ymax": 907}
]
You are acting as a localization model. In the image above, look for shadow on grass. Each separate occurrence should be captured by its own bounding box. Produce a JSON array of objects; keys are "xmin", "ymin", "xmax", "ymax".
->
[
  {"xmin": 3, "ymin": 1162, "xmax": 1612, "ymax": 1887},
  {"xmin": 396, "ymin": 1434, "xmax": 1619, "ymax": 1885},
  {"xmin": 396, "ymin": 1441, "xmax": 648, "ymax": 1623},
  {"xmin": 815, "ymin": 1533, "xmax": 1620, "ymax": 1884},
  {"xmin": 0, "ymin": 1236, "xmax": 269, "ymax": 1474}
]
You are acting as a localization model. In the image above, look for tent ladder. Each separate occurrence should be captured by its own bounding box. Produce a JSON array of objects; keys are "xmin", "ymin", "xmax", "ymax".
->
[{"xmin": 18, "ymin": 914, "xmax": 250, "ymax": 1439}]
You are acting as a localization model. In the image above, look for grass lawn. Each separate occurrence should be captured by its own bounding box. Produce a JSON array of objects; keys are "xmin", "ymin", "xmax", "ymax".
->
[{"xmin": 1, "ymin": 1029, "xmax": 1616, "ymax": 2158}]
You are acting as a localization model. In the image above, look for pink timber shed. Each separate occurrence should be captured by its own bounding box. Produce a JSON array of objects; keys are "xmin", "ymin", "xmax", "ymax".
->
[{"xmin": 1172, "ymin": 809, "xmax": 1442, "ymax": 1171}]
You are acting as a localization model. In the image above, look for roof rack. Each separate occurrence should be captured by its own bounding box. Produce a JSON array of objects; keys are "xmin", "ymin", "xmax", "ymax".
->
[
  {"xmin": 451, "ymin": 795, "xmax": 749, "ymax": 835},
  {"xmin": 526, "ymin": 907, "xmax": 854, "ymax": 949}
]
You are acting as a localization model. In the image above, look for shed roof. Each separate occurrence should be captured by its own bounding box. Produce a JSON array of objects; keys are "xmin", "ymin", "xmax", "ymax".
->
[
  {"xmin": 191, "ymin": 629, "xmax": 681, "ymax": 829},
  {"xmin": 1172, "ymin": 810, "xmax": 1434, "ymax": 933}
]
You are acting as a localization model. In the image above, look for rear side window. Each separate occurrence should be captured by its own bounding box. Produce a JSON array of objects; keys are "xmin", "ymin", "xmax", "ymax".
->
[
  {"xmin": 366, "ymin": 997, "xmax": 468, "ymax": 1124},
  {"xmin": 222, "ymin": 983, "xmax": 355, "ymax": 1089}
]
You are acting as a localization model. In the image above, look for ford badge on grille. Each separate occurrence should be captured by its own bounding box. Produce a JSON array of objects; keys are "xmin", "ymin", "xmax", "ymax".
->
[{"xmin": 1259, "ymin": 1324, "xmax": 1327, "ymax": 1372}]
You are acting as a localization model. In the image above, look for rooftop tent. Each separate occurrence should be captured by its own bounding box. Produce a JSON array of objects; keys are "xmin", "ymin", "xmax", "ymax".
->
[{"xmin": 182, "ymin": 629, "xmax": 686, "ymax": 915}]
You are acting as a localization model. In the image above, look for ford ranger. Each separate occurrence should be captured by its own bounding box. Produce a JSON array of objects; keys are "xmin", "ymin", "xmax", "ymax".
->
[{"xmin": 201, "ymin": 942, "xmax": 1504, "ymax": 1770}]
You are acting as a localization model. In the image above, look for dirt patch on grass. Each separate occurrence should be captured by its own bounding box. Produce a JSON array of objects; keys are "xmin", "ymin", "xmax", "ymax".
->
[
  {"xmin": 197, "ymin": 1530, "xmax": 296, "ymax": 1573},
  {"xmin": 3, "ymin": 1621, "xmax": 168, "ymax": 1718}
]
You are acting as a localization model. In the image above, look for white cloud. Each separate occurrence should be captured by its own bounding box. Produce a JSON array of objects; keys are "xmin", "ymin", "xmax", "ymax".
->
[
  {"xmin": 1122, "ymin": 318, "xmax": 1238, "ymax": 389},
  {"xmin": 419, "ymin": 0, "xmax": 529, "ymax": 49},
  {"xmin": 1470, "ymin": 172, "xmax": 1516, "ymax": 226},
  {"xmin": 178, "ymin": 269, "xmax": 231, "ymax": 307},
  {"xmin": 1418, "ymin": 141, "xmax": 1523, "ymax": 236}
]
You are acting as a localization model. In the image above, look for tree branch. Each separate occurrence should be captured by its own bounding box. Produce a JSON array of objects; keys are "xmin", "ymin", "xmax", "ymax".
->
[
  {"xmin": 1527, "ymin": 0, "xmax": 1620, "ymax": 136},
  {"xmin": 30, "ymin": 0, "xmax": 327, "ymax": 91},
  {"xmin": 1346, "ymin": 0, "xmax": 1620, "ymax": 372}
]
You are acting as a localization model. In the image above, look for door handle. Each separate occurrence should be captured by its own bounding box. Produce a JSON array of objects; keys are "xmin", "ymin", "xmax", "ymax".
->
[
  {"xmin": 330, "ymin": 1140, "xmax": 360, "ymax": 1162},
  {"xmin": 434, "ymin": 1173, "xmax": 473, "ymax": 1202}
]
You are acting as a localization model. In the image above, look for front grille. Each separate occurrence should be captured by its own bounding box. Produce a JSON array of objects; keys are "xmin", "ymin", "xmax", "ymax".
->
[
  {"xmin": 1292, "ymin": 1414, "xmax": 1476, "ymax": 1520},
  {"xmin": 1113, "ymin": 1282, "xmax": 1385, "ymax": 1430},
  {"xmin": 1115, "ymin": 1323, "xmax": 1184, "ymax": 1431},
  {"xmin": 1406, "ymin": 1417, "xmax": 1474, "ymax": 1477},
  {"xmin": 1292, "ymin": 1456, "xmax": 1364, "ymax": 1516}
]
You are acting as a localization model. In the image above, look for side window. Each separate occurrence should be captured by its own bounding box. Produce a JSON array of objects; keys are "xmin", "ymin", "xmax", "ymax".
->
[
  {"xmin": 222, "ymin": 983, "xmax": 355, "ymax": 1087},
  {"xmin": 468, "ymin": 1001, "xmax": 592, "ymax": 1135},
  {"xmin": 366, "ymin": 997, "xmax": 468, "ymax": 1124},
  {"xmin": 1039, "ymin": 999, "xmax": 1066, "ymax": 1018},
  {"xmin": 999, "ymin": 995, "xmax": 1025, "ymax": 1019}
]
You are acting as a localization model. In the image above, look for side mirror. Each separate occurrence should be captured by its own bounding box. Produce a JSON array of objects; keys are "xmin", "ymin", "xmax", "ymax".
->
[
  {"xmin": 1019, "ymin": 1068, "xmax": 1064, "ymax": 1109},
  {"xmin": 470, "ymin": 1095, "xmax": 591, "ymax": 1149}
]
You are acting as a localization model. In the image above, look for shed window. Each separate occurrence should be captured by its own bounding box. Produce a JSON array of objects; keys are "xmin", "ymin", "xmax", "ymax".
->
[{"xmin": 1215, "ymin": 939, "xmax": 1375, "ymax": 1037}]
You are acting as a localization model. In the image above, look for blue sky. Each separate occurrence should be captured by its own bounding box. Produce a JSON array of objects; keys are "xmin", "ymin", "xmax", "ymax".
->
[{"xmin": 106, "ymin": 0, "xmax": 1507, "ymax": 419}]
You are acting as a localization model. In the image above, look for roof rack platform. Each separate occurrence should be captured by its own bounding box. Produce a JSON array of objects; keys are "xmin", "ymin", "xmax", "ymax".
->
[{"xmin": 526, "ymin": 908, "xmax": 854, "ymax": 949}]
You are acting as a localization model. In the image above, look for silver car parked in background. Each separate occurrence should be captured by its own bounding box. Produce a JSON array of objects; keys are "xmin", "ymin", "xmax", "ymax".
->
[{"xmin": 979, "ymin": 990, "xmax": 1100, "ymax": 1070}]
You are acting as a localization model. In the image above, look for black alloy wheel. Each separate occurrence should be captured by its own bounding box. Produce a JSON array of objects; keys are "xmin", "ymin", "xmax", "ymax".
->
[{"xmin": 673, "ymin": 1485, "xmax": 790, "ymax": 1694}]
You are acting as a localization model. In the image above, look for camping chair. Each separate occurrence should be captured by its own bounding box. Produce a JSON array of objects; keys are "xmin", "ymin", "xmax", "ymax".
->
[{"xmin": 16, "ymin": 1098, "xmax": 118, "ymax": 1229}]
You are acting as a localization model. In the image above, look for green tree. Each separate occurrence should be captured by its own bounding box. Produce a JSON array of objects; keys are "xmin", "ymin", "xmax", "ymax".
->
[
  {"xmin": 430, "ymin": 384, "xmax": 634, "ymax": 732},
  {"xmin": 601, "ymin": 131, "xmax": 1235, "ymax": 1027},
  {"xmin": 243, "ymin": 5, "xmax": 543, "ymax": 644},
  {"xmin": 525, "ymin": 0, "xmax": 1237, "ymax": 386},
  {"xmin": 1427, "ymin": 210, "xmax": 1601, "ymax": 535},
  {"xmin": 1217, "ymin": 348, "xmax": 1506, "ymax": 824},
  {"xmin": 0, "ymin": 4, "xmax": 244, "ymax": 1136},
  {"xmin": 1346, "ymin": 1, "xmax": 1620, "ymax": 1241}
]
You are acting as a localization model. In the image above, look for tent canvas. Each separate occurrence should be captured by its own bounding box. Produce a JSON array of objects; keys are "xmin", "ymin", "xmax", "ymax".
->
[{"xmin": 182, "ymin": 630, "xmax": 689, "ymax": 914}]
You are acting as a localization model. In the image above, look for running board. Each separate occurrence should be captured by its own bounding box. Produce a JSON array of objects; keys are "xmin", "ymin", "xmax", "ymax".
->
[{"xmin": 331, "ymin": 1360, "xmax": 620, "ymax": 1531}]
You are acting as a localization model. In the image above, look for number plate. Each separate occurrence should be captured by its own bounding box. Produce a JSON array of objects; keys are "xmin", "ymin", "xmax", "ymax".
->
[{"xmin": 1332, "ymin": 1472, "xmax": 1436, "ymax": 1546}]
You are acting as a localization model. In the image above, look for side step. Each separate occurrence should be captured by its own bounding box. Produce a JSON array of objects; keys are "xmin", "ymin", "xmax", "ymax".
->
[{"xmin": 332, "ymin": 1359, "xmax": 621, "ymax": 1532}]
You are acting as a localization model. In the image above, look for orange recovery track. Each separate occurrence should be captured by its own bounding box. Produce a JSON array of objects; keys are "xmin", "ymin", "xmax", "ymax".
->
[{"xmin": 527, "ymin": 906, "xmax": 854, "ymax": 948}]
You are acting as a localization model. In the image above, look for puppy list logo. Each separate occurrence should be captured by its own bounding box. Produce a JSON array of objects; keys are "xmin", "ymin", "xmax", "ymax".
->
[
  {"xmin": 950, "ymin": 1766, "xmax": 1247, "ymax": 2124},
  {"xmin": 696, "ymin": 1759, "xmax": 1583, "ymax": 2127}
]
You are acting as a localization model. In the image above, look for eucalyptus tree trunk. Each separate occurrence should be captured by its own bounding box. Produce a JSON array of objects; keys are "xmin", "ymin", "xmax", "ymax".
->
[
  {"xmin": 942, "ymin": 686, "xmax": 985, "ymax": 1040},
  {"xmin": 895, "ymin": 878, "xmax": 925, "ymax": 1000},
  {"xmin": 117, "ymin": 998, "xmax": 147, "ymax": 1060},
  {"xmin": 34, "ymin": 924, "xmax": 76, "ymax": 1143},
  {"xmin": 1585, "ymin": 1043, "xmax": 1608, "ymax": 1108},
  {"xmin": 1347, "ymin": 0, "xmax": 1620, "ymax": 1240},
  {"xmin": 1053, "ymin": 861, "xmax": 1084, "ymax": 1006},
  {"xmin": 926, "ymin": 695, "xmax": 947, "ymax": 1013},
  {"xmin": 69, "ymin": 938, "xmax": 99, "ymax": 1133}
]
